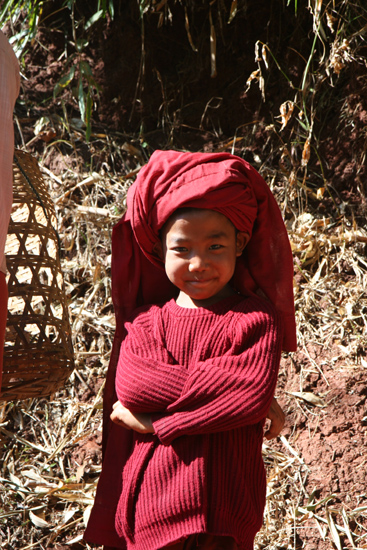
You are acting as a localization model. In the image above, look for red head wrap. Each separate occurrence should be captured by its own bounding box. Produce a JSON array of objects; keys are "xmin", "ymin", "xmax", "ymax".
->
[{"xmin": 112, "ymin": 150, "xmax": 296, "ymax": 351}]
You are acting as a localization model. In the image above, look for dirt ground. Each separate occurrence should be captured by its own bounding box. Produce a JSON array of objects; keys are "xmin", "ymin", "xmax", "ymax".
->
[
  {"xmin": 277, "ymin": 348, "xmax": 367, "ymax": 549},
  {"xmin": 2, "ymin": 2, "xmax": 367, "ymax": 549}
]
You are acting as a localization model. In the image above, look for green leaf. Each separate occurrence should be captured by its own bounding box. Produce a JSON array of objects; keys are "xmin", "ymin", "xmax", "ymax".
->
[
  {"xmin": 80, "ymin": 62, "xmax": 100, "ymax": 93},
  {"xmin": 85, "ymin": 9, "xmax": 104, "ymax": 30},
  {"xmin": 85, "ymin": 92, "xmax": 93, "ymax": 142},
  {"xmin": 79, "ymin": 61, "xmax": 93, "ymax": 77},
  {"xmin": 0, "ymin": 0, "xmax": 14, "ymax": 25},
  {"xmin": 298, "ymin": 118, "xmax": 309, "ymax": 132},
  {"xmin": 139, "ymin": 0, "xmax": 151, "ymax": 16},
  {"xmin": 8, "ymin": 29, "xmax": 29, "ymax": 57},
  {"xmin": 76, "ymin": 38, "xmax": 88, "ymax": 52},
  {"xmin": 78, "ymin": 77, "xmax": 86, "ymax": 122},
  {"xmin": 109, "ymin": 0, "xmax": 114, "ymax": 19},
  {"xmin": 53, "ymin": 65, "xmax": 76, "ymax": 98}
]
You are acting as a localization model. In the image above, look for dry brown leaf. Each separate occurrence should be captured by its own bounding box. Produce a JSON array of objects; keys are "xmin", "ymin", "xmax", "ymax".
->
[
  {"xmin": 261, "ymin": 44, "xmax": 269, "ymax": 69},
  {"xmin": 22, "ymin": 470, "xmax": 51, "ymax": 484},
  {"xmin": 289, "ymin": 171, "xmax": 297, "ymax": 186},
  {"xmin": 315, "ymin": 0, "xmax": 323, "ymax": 20},
  {"xmin": 288, "ymin": 391, "xmax": 326, "ymax": 407},
  {"xmin": 66, "ymin": 534, "xmax": 84, "ymax": 545},
  {"xmin": 228, "ymin": 0, "xmax": 237, "ymax": 23},
  {"xmin": 83, "ymin": 504, "xmax": 93, "ymax": 527},
  {"xmin": 326, "ymin": 10, "xmax": 337, "ymax": 33},
  {"xmin": 314, "ymin": 515, "xmax": 328, "ymax": 540},
  {"xmin": 301, "ymin": 138, "xmax": 311, "ymax": 167},
  {"xmin": 185, "ymin": 7, "xmax": 198, "ymax": 52},
  {"xmin": 254, "ymin": 40, "xmax": 261, "ymax": 62},
  {"xmin": 154, "ymin": 0, "xmax": 169, "ymax": 11},
  {"xmin": 29, "ymin": 510, "xmax": 49, "ymax": 529},
  {"xmin": 9, "ymin": 472, "xmax": 23, "ymax": 487},
  {"xmin": 54, "ymin": 491, "xmax": 95, "ymax": 504},
  {"xmin": 279, "ymin": 435, "xmax": 305, "ymax": 464},
  {"xmin": 39, "ymin": 129, "xmax": 57, "ymax": 142},
  {"xmin": 93, "ymin": 262, "xmax": 102, "ymax": 284},
  {"xmin": 259, "ymin": 76, "xmax": 265, "ymax": 101},
  {"xmin": 76, "ymin": 205, "xmax": 114, "ymax": 217},
  {"xmin": 317, "ymin": 187, "xmax": 326, "ymax": 199},
  {"xmin": 329, "ymin": 39, "xmax": 353, "ymax": 75},
  {"xmin": 121, "ymin": 142, "xmax": 144, "ymax": 161},
  {"xmin": 75, "ymin": 463, "xmax": 85, "ymax": 483},
  {"xmin": 246, "ymin": 69, "xmax": 260, "ymax": 90},
  {"xmin": 63, "ymin": 509, "xmax": 77, "ymax": 524},
  {"xmin": 209, "ymin": 10, "xmax": 217, "ymax": 78},
  {"xmin": 301, "ymin": 240, "xmax": 317, "ymax": 260},
  {"xmin": 279, "ymin": 101, "xmax": 294, "ymax": 130},
  {"xmin": 341, "ymin": 508, "xmax": 356, "ymax": 549},
  {"xmin": 325, "ymin": 508, "xmax": 342, "ymax": 550}
]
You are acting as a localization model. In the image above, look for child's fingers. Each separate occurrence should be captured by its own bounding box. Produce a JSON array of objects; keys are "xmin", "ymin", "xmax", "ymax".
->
[
  {"xmin": 110, "ymin": 408, "xmax": 131, "ymax": 429},
  {"xmin": 265, "ymin": 397, "xmax": 285, "ymax": 439},
  {"xmin": 264, "ymin": 426, "xmax": 276, "ymax": 440}
]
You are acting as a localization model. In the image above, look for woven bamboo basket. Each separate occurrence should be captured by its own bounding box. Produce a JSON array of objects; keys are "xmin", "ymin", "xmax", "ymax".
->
[{"xmin": 1, "ymin": 150, "xmax": 74, "ymax": 401}]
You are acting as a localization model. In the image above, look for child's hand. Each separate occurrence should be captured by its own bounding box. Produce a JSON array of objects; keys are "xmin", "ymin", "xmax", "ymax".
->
[
  {"xmin": 110, "ymin": 401, "xmax": 154, "ymax": 434},
  {"xmin": 264, "ymin": 397, "xmax": 285, "ymax": 440}
]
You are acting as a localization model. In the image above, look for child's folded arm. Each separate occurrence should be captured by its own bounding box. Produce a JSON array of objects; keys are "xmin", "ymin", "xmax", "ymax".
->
[
  {"xmin": 115, "ymin": 310, "xmax": 189, "ymax": 413},
  {"xmin": 152, "ymin": 309, "xmax": 283, "ymax": 444},
  {"xmin": 116, "ymin": 352, "xmax": 188, "ymax": 413}
]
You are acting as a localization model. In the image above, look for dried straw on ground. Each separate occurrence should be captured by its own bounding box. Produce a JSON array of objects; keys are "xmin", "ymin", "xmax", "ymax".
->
[{"xmin": 0, "ymin": 141, "xmax": 366, "ymax": 550}]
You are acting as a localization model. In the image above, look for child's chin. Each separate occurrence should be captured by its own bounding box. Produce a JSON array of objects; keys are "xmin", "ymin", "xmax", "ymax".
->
[
  {"xmin": 189, "ymin": 291, "xmax": 215, "ymax": 301},
  {"xmin": 190, "ymin": 293, "xmax": 225, "ymax": 306}
]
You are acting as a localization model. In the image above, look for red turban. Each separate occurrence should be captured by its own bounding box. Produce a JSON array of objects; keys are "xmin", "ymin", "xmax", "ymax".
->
[{"xmin": 112, "ymin": 150, "xmax": 296, "ymax": 350}]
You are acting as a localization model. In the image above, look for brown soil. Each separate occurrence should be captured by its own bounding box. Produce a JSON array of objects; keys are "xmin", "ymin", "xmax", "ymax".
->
[{"xmin": 277, "ymin": 348, "xmax": 367, "ymax": 549}]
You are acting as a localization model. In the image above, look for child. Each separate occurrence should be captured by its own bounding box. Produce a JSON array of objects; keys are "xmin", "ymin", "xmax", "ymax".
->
[{"xmin": 84, "ymin": 150, "xmax": 296, "ymax": 550}]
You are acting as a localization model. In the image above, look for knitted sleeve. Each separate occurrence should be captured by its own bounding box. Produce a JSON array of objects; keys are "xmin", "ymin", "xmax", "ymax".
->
[
  {"xmin": 152, "ymin": 306, "xmax": 283, "ymax": 445},
  {"xmin": 115, "ymin": 307, "xmax": 189, "ymax": 413}
]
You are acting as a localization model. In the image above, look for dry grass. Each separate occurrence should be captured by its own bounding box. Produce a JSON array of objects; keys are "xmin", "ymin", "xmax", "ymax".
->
[
  {"xmin": 0, "ymin": 135, "xmax": 366, "ymax": 549},
  {"xmin": 254, "ymin": 164, "xmax": 367, "ymax": 549}
]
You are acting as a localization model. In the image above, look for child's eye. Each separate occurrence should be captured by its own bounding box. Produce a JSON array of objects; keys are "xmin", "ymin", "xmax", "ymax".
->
[
  {"xmin": 172, "ymin": 247, "xmax": 188, "ymax": 253},
  {"xmin": 210, "ymin": 244, "xmax": 223, "ymax": 250}
]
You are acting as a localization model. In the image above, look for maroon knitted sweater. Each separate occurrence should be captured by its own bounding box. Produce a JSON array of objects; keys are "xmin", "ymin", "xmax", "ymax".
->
[{"xmin": 112, "ymin": 294, "xmax": 282, "ymax": 550}]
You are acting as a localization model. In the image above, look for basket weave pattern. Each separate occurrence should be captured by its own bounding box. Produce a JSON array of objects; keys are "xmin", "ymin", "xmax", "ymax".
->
[{"xmin": 2, "ymin": 150, "xmax": 74, "ymax": 401}]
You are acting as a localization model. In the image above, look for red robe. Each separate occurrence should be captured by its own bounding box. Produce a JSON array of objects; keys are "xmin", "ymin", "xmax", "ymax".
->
[{"xmin": 84, "ymin": 151, "xmax": 296, "ymax": 549}]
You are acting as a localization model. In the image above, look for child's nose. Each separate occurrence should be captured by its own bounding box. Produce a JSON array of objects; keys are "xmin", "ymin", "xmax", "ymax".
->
[{"xmin": 188, "ymin": 254, "xmax": 207, "ymax": 272}]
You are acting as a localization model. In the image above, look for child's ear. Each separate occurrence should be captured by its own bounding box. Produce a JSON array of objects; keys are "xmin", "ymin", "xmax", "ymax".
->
[
  {"xmin": 236, "ymin": 232, "xmax": 250, "ymax": 256},
  {"xmin": 152, "ymin": 241, "xmax": 164, "ymax": 261}
]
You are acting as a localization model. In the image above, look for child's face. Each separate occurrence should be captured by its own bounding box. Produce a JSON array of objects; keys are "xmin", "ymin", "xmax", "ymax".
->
[{"xmin": 159, "ymin": 209, "xmax": 248, "ymax": 308}]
